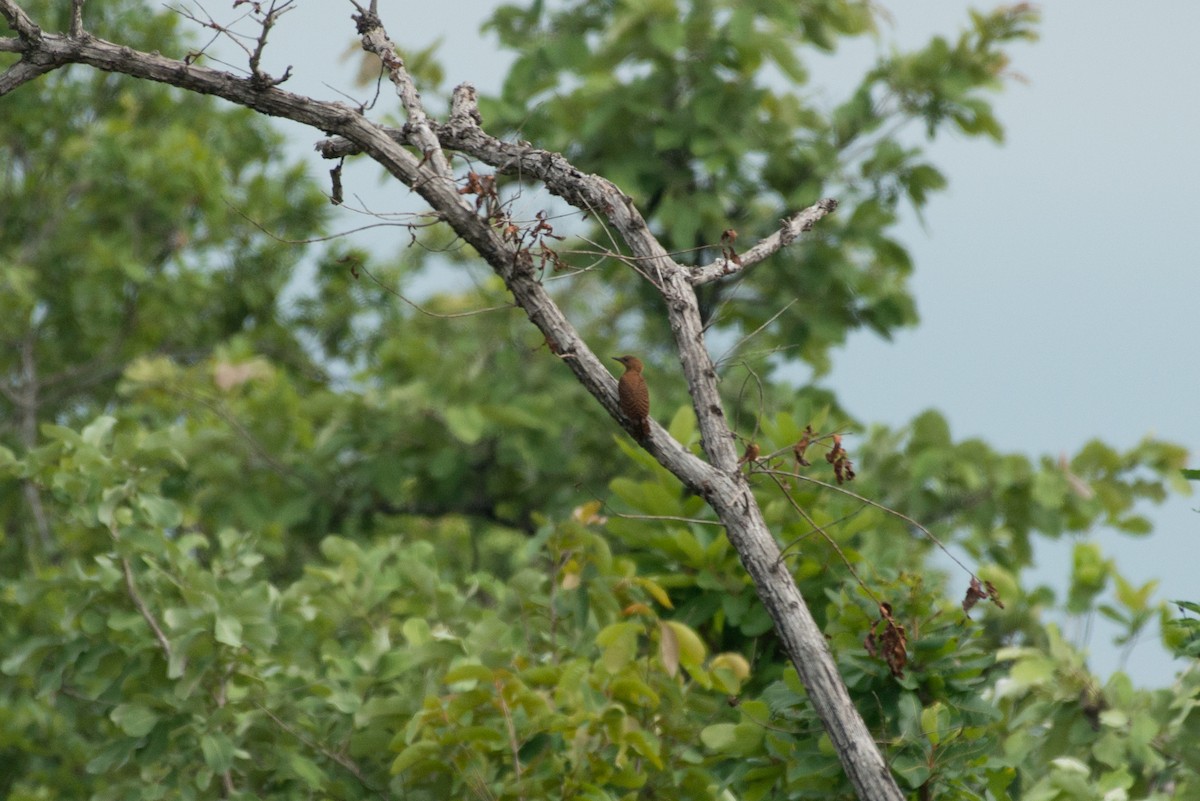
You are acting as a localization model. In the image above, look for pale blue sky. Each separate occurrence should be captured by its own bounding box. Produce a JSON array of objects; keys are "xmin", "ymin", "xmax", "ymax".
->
[
  {"xmin": 236, "ymin": 1, "xmax": 1198, "ymax": 684},
  {"xmin": 821, "ymin": 3, "xmax": 1200, "ymax": 685}
]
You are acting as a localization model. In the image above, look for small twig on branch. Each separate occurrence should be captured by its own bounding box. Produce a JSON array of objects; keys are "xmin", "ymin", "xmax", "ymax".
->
[
  {"xmin": 764, "ymin": 470, "xmax": 882, "ymax": 604},
  {"xmin": 350, "ymin": 1, "xmax": 453, "ymax": 181},
  {"xmin": 115, "ymin": 544, "xmax": 174, "ymax": 664},
  {"xmin": 0, "ymin": 1, "xmax": 56, "ymax": 94},
  {"xmin": 256, "ymin": 702, "xmax": 385, "ymax": 799},
  {"xmin": 714, "ymin": 298, "xmax": 799, "ymax": 368},
  {"xmin": 689, "ymin": 198, "xmax": 839, "ymax": 285},
  {"xmin": 69, "ymin": 0, "xmax": 84, "ymax": 37},
  {"xmin": 169, "ymin": 2, "xmax": 247, "ymax": 61},
  {"xmin": 246, "ymin": 0, "xmax": 293, "ymax": 87},
  {"xmin": 607, "ymin": 510, "xmax": 727, "ymax": 527},
  {"xmin": 0, "ymin": 0, "xmax": 40, "ymax": 39},
  {"xmin": 761, "ymin": 466, "xmax": 981, "ymax": 579},
  {"xmin": 494, "ymin": 677, "xmax": 524, "ymax": 797}
]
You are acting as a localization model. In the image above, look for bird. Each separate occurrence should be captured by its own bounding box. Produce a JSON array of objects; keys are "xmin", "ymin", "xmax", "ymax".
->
[{"xmin": 613, "ymin": 355, "xmax": 651, "ymax": 440}]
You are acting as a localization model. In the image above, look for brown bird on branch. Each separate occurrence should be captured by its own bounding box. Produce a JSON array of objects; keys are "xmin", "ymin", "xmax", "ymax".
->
[{"xmin": 613, "ymin": 355, "xmax": 651, "ymax": 440}]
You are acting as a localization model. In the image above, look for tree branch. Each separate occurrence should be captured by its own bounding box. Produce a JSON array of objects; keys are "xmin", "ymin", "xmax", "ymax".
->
[
  {"xmin": 0, "ymin": 0, "xmax": 39, "ymax": 38},
  {"xmin": 69, "ymin": 0, "xmax": 83, "ymax": 38},
  {"xmin": 351, "ymin": 2, "xmax": 453, "ymax": 180},
  {"xmin": 689, "ymin": 198, "xmax": 840, "ymax": 285},
  {"xmin": 404, "ymin": 78, "xmax": 901, "ymax": 801},
  {"xmin": 0, "ymin": 53, "xmax": 55, "ymax": 94},
  {"xmin": 256, "ymin": 702, "xmax": 385, "ymax": 799},
  {"xmin": 0, "ymin": 5, "xmax": 903, "ymax": 799},
  {"xmin": 0, "ymin": 1, "xmax": 57, "ymax": 95},
  {"xmin": 120, "ymin": 554, "xmax": 173, "ymax": 665}
]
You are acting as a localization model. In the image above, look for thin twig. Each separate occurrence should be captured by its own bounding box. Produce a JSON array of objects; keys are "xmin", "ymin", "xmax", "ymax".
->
[
  {"xmin": 730, "ymin": 360, "xmax": 766, "ymax": 442},
  {"xmin": 714, "ymin": 299, "xmax": 799, "ymax": 368},
  {"xmin": 350, "ymin": 1, "xmax": 454, "ymax": 181},
  {"xmin": 689, "ymin": 199, "xmax": 839, "ymax": 285},
  {"xmin": 609, "ymin": 511, "xmax": 727, "ymax": 527},
  {"xmin": 223, "ymin": 201, "xmax": 514, "ymax": 319},
  {"xmin": 759, "ymin": 467, "xmax": 979, "ymax": 578},
  {"xmin": 256, "ymin": 702, "xmax": 386, "ymax": 799},
  {"xmin": 494, "ymin": 677, "xmax": 524, "ymax": 800},
  {"xmin": 764, "ymin": 470, "xmax": 881, "ymax": 604},
  {"xmin": 118, "ymin": 549, "xmax": 174, "ymax": 663}
]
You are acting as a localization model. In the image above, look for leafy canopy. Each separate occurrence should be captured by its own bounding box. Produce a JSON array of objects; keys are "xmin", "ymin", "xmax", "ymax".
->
[{"xmin": 1, "ymin": 1, "xmax": 1195, "ymax": 800}]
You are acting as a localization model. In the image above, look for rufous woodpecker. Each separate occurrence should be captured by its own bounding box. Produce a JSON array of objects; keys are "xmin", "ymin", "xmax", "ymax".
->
[{"xmin": 613, "ymin": 355, "xmax": 650, "ymax": 440}]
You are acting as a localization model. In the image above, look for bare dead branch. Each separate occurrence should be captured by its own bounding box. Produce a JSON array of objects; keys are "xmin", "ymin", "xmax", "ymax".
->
[
  {"xmin": 0, "ymin": 58, "xmax": 53, "ymax": 110},
  {"xmin": 316, "ymin": 107, "xmax": 837, "ymax": 292},
  {"xmin": 0, "ymin": 2, "xmax": 56, "ymax": 93},
  {"xmin": 67, "ymin": 0, "xmax": 84, "ymax": 37},
  {"xmin": 0, "ymin": 0, "xmax": 39, "ymax": 38},
  {"xmin": 690, "ymin": 198, "xmax": 840, "ymax": 285},
  {"xmin": 349, "ymin": 2, "xmax": 452, "ymax": 180},
  {"xmin": 246, "ymin": 0, "xmax": 294, "ymax": 86}
]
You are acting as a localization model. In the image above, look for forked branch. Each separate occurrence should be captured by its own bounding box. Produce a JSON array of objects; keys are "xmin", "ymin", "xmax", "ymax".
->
[{"xmin": 0, "ymin": 4, "xmax": 903, "ymax": 799}]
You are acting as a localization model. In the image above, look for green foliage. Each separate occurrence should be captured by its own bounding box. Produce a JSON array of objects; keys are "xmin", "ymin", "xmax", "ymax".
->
[
  {"xmin": 728, "ymin": 584, "xmax": 1003, "ymax": 799},
  {"xmin": 1167, "ymin": 473, "xmax": 1200, "ymax": 661},
  {"xmin": 1, "ymin": 0, "xmax": 1196, "ymax": 799},
  {"xmin": 994, "ymin": 629, "xmax": 1200, "ymax": 801},
  {"xmin": 599, "ymin": 399, "xmax": 1193, "ymax": 798},
  {"xmin": 480, "ymin": 0, "xmax": 1035, "ymax": 373},
  {"xmin": 0, "ymin": 0, "xmax": 327, "ymax": 571},
  {"xmin": 0, "ymin": 419, "xmax": 749, "ymax": 798},
  {"xmin": 1166, "ymin": 602, "xmax": 1200, "ymax": 659}
]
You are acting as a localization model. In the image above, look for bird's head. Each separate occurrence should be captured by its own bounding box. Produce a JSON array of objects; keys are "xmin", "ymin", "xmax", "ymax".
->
[{"xmin": 613, "ymin": 355, "xmax": 644, "ymax": 372}]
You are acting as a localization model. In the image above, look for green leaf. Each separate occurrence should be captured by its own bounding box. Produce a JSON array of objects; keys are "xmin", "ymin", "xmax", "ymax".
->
[
  {"xmin": 0, "ymin": 444, "xmax": 18, "ymax": 471},
  {"xmin": 402, "ymin": 617, "xmax": 432, "ymax": 645},
  {"xmin": 892, "ymin": 750, "xmax": 932, "ymax": 789},
  {"xmin": 662, "ymin": 620, "xmax": 706, "ymax": 670},
  {"xmin": 82, "ymin": 415, "xmax": 118, "ymax": 447},
  {"xmin": 596, "ymin": 621, "xmax": 641, "ymax": 674},
  {"xmin": 443, "ymin": 405, "xmax": 487, "ymax": 444},
  {"xmin": 85, "ymin": 738, "xmax": 137, "ymax": 774},
  {"xmin": 666, "ymin": 405, "xmax": 696, "ymax": 444},
  {"xmin": 138, "ymin": 494, "xmax": 182, "ymax": 528},
  {"xmin": 214, "ymin": 613, "xmax": 243, "ymax": 647},
  {"xmin": 288, "ymin": 754, "xmax": 325, "ymax": 790},
  {"xmin": 623, "ymin": 726, "xmax": 664, "ymax": 769},
  {"xmin": 700, "ymin": 721, "xmax": 763, "ymax": 756},
  {"xmin": 110, "ymin": 703, "xmax": 159, "ymax": 737},
  {"xmin": 700, "ymin": 722, "xmax": 738, "ymax": 751},
  {"xmin": 610, "ymin": 675, "xmax": 661, "ymax": 708},
  {"xmin": 444, "ymin": 662, "xmax": 494, "ymax": 685},
  {"xmin": 200, "ymin": 732, "xmax": 235, "ymax": 773}
]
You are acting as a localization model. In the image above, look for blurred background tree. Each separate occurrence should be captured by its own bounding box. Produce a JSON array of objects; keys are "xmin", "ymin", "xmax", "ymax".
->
[{"xmin": 1, "ymin": 0, "xmax": 1194, "ymax": 799}]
